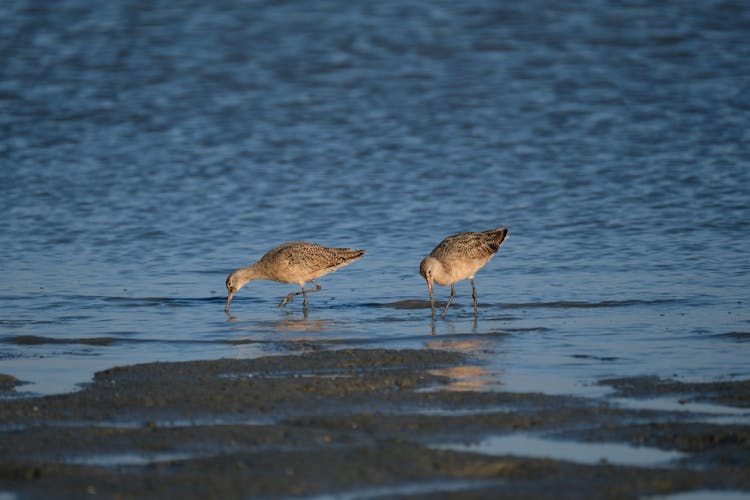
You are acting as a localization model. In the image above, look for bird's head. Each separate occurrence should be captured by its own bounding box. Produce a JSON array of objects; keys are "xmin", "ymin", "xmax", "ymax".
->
[
  {"xmin": 224, "ymin": 270, "xmax": 253, "ymax": 312},
  {"xmin": 419, "ymin": 257, "xmax": 439, "ymax": 294}
]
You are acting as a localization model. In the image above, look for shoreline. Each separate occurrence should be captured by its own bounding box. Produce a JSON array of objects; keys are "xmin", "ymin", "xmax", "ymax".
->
[{"xmin": 1, "ymin": 348, "xmax": 749, "ymax": 498}]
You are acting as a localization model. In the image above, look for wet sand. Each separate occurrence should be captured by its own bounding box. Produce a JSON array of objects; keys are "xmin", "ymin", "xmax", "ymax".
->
[{"xmin": 1, "ymin": 348, "xmax": 749, "ymax": 499}]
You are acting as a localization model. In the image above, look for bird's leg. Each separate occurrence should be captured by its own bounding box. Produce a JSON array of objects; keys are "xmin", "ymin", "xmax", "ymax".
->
[
  {"xmin": 278, "ymin": 281, "xmax": 323, "ymax": 309},
  {"xmin": 442, "ymin": 283, "xmax": 456, "ymax": 318},
  {"xmin": 279, "ymin": 292, "xmax": 296, "ymax": 308},
  {"xmin": 470, "ymin": 278, "xmax": 478, "ymax": 317},
  {"xmin": 302, "ymin": 280, "xmax": 323, "ymax": 310}
]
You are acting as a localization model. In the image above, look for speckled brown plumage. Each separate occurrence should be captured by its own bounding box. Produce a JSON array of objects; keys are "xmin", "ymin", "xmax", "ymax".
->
[
  {"xmin": 225, "ymin": 242, "xmax": 366, "ymax": 312},
  {"xmin": 419, "ymin": 226, "xmax": 509, "ymax": 319}
]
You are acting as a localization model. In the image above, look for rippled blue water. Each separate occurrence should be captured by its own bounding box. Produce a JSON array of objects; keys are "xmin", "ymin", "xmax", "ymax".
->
[{"xmin": 1, "ymin": 0, "xmax": 749, "ymax": 396}]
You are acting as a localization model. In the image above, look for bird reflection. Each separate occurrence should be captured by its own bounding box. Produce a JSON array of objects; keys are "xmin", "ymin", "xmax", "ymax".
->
[
  {"xmin": 428, "ymin": 313, "xmax": 479, "ymax": 336},
  {"xmin": 426, "ymin": 338, "xmax": 493, "ymax": 391},
  {"xmin": 224, "ymin": 307, "xmax": 333, "ymax": 337},
  {"xmin": 271, "ymin": 315, "xmax": 330, "ymax": 332},
  {"xmin": 426, "ymin": 339, "xmax": 490, "ymax": 352},
  {"xmin": 430, "ymin": 365, "xmax": 491, "ymax": 392}
]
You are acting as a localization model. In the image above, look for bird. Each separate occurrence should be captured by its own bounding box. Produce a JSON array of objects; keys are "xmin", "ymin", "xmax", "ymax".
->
[
  {"xmin": 225, "ymin": 241, "xmax": 366, "ymax": 312},
  {"xmin": 419, "ymin": 226, "xmax": 509, "ymax": 320}
]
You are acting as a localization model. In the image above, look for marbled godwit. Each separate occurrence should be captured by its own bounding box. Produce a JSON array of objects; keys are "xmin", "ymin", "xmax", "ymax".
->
[
  {"xmin": 419, "ymin": 226, "xmax": 509, "ymax": 319},
  {"xmin": 225, "ymin": 241, "xmax": 366, "ymax": 312}
]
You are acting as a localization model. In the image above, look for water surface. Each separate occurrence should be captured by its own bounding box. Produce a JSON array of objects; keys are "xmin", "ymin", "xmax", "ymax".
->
[{"xmin": 1, "ymin": 1, "xmax": 749, "ymax": 398}]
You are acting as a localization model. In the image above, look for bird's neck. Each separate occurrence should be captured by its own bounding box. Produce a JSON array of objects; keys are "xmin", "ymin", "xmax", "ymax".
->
[
  {"xmin": 425, "ymin": 257, "xmax": 450, "ymax": 285},
  {"xmin": 234, "ymin": 264, "xmax": 263, "ymax": 287}
]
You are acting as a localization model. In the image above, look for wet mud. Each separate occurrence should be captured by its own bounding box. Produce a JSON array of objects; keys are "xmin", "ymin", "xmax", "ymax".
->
[
  {"xmin": 0, "ymin": 374, "xmax": 23, "ymax": 392},
  {"xmin": 1, "ymin": 349, "xmax": 749, "ymax": 498}
]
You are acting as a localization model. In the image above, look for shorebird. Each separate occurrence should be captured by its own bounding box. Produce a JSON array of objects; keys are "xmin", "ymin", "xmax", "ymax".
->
[
  {"xmin": 225, "ymin": 241, "xmax": 366, "ymax": 312},
  {"xmin": 419, "ymin": 226, "xmax": 509, "ymax": 320}
]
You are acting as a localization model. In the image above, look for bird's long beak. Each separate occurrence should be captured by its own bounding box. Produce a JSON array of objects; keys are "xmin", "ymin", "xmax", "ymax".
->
[
  {"xmin": 426, "ymin": 279, "xmax": 436, "ymax": 321},
  {"xmin": 225, "ymin": 291, "xmax": 235, "ymax": 313}
]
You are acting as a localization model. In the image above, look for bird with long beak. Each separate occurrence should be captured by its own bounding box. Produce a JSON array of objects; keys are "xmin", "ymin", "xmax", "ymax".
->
[
  {"xmin": 225, "ymin": 241, "xmax": 366, "ymax": 313},
  {"xmin": 419, "ymin": 226, "xmax": 509, "ymax": 320}
]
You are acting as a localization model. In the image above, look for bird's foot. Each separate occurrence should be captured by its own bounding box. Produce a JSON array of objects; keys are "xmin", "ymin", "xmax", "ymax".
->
[
  {"xmin": 441, "ymin": 303, "xmax": 451, "ymax": 319},
  {"xmin": 279, "ymin": 294, "xmax": 295, "ymax": 308}
]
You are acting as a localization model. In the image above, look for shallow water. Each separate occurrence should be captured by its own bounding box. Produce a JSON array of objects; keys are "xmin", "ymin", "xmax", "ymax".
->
[{"xmin": 1, "ymin": 1, "xmax": 749, "ymax": 397}]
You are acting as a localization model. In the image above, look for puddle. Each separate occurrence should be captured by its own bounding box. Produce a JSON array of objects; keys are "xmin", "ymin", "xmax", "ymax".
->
[
  {"xmin": 63, "ymin": 451, "xmax": 196, "ymax": 467},
  {"xmin": 1, "ymin": 415, "xmax": 276, "ymax": 432},
  {"xmin": 300, "ymin": 479, "xmax": 502, "ymax": 499},
  {"xmin": 433, "ymin": 433, "xmax": 686, "ymax": 467},
  {"xmin": 647, "ymin": 491, "xmax": 750, "ymax": 500},
  {"xmin": 403, "ymin": 407, "xmax": 514, "ymax": 417},
  {"xmin": 611, "ymin": 397, "xmax": 750, "ymax": 424},
  {"xmin": 698, "ymin": 414, "xmax": 750, "ymax": 426},
  {"xmin": 106, "ymin": 415, "xmax": 275, "ymax": 428}
]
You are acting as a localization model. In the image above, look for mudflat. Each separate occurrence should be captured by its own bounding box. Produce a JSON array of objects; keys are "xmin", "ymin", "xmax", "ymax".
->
[{"xmin": 1, "ymin": 348, "xmax": 749, "ymax": 498}]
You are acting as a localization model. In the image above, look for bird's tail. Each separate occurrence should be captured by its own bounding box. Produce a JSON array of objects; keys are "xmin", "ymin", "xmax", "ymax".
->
[
  {"xmin": 344, "ymin": 248, "xmax": 366, "ymax": 260},
  {"xmin": 487, "ymin": 227, "xmax": 509, "ymax": 252},
  {"xmin": 330, "ymin": 248, "xmax": 366, "ymax": 268}
]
